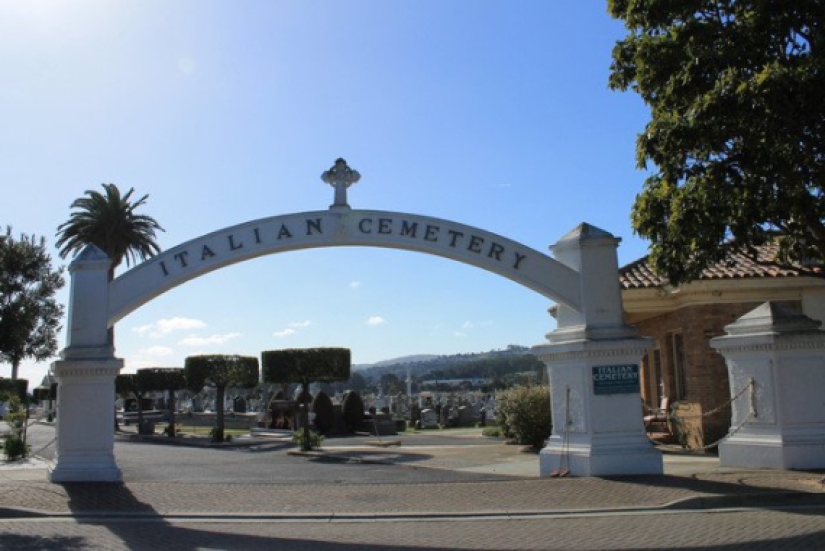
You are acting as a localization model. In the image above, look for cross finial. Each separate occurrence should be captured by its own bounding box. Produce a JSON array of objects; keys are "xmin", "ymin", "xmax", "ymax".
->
[{"xmin": 321, "ymin": 158, "xmax": 360, "ymax": 209}]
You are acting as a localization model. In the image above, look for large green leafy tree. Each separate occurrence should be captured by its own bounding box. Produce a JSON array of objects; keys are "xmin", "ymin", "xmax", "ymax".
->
[
  {"xmin": 609, "ymin": 1, "xmax": 825, "ymax": 284},
  {"xmin": 56, "ymin": 183, "xmax": 164, "ymax": 281},
  {"xmin": 0, "ymin": 228, "xmax": 65, "ymax": 379},
  {"xmin": 184, "ymin": 355, "xmax": 259, "ymax": 443},
  {"xmin": 261, "ymin": 348, "xmax": 351, "ymax": 450}
]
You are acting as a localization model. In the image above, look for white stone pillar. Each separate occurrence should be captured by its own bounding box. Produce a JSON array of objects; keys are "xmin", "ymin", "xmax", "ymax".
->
[
  {"xmin": 50, "ymin": 245, "xmax": 123, "ymax": 482},
  {"xmin": 711, "ymin": 301, "xmax": 825, "ymax": 470},
  {"xmin": 534, "ymin": 224, "xmax": 662, "ymax": 477}
]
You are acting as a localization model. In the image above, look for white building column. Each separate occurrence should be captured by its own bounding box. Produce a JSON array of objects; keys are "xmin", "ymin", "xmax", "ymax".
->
[
  {"xmin": 50, "ymin": 245, "xmax": 123, "ymax": 482},
  {"xmin": 711, "ymin": 301, "xmax": 825, "ymax": 470},
  {"xmin": 533, "ymin": 224, "xmax": 662, "ymax": 477}
]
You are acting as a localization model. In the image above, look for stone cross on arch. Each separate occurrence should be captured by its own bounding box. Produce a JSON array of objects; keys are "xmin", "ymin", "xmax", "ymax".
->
[{"xmin": 321, "ymin": 158, "xmax": 361, "ymax": 208}]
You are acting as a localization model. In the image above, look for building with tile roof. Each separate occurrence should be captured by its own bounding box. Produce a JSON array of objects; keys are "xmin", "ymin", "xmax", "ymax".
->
[{"xmin": 620, "ymin": 242, "xmax": 825, "ymax": 448}]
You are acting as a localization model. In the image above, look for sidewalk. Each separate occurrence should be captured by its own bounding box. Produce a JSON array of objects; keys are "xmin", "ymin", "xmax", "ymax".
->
[{"xmin": 0, "ymin": 439, "xmax": 823, "ymax": 520}]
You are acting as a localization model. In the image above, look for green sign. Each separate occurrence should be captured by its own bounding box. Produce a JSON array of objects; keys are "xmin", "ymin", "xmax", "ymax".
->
[{"xmin": 592, "ymin": 364, "xmax": 639, "ymax": 395}]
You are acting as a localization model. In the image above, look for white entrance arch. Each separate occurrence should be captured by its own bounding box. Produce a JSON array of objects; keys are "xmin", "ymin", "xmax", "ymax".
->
[{"xmin": 50, "ymin": 179, "xmax": 662, "ymax": 481}]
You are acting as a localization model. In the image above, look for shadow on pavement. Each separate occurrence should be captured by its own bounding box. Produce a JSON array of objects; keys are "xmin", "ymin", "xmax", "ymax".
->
[
  {"xmin": 604, "ymin": 473, "xmax": 825, "ymax": 514},
  {"xmin": 57, "ymin": 483, "xmax": 468, "ymax": 550}
]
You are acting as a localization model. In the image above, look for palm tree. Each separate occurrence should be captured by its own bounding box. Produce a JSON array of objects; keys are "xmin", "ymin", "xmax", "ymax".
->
[
  {"xmin": 56, "ymin": 183, "xmax": 164, "ymax": 346},
  {"xmin": 56, "ymin": 183, "xmax": 164, "ymax": 281}
]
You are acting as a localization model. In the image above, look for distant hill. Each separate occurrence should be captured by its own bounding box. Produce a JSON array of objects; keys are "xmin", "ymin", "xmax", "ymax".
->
[
  {"xmin": 354, "ymin": 345, "xmax": 540, "ymax": 383},
  {"xmin": 354, "ymin": 354, "xmax": 439, "ymax": 370}
]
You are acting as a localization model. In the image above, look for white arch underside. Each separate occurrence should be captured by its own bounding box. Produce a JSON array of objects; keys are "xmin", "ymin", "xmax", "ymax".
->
[{"xmin": 107, "ymin": 209, "xmax": 582, "ymax": 326}]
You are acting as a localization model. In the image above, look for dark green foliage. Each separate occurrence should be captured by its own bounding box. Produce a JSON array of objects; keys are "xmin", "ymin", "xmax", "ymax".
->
[
  {"xmin": 292, "ymin": 429, "xmax": 323, "ymax": 450},
  {"xmin": 311, "ymin": 390, "xmax": 334, "ymax": 435},
  {"xmin": 495, "ymin": 385, "xmax": 551, "ymax": 450},
  {"xmin": 138, "ymin": 368, "xmax": 185, "ymax": 437},
  {"xmin": 184, "ymin": 355, "xmax": 259, "ymax": 392},
  {"xmin": 379, "ymin": 373, "xmax": 405, "ymax": 395},
  {"xmin": 184, "ymin": 355, "xmax": 259, "ymax": 442},
  {"xmin": 261, "ymin": 348, "xmax": 349, "ymax": 450},
  {"xmin": 137, "ymin": 367, "xmax": 185, "ymax": 392},
  {"xmin": 3, "ymin": 396, "xmax": 29, "ymax": 460},
  {"xmin": 56, "ymin": 183, "xmax": 164, "ymax": 272},
  {"xmin": 32, "ymin": 384, "xmax": 56, "ymax": 401},
  {"xmin": 0, "ymin": 378, "xmax": 28, "ymax": 402},
  {"xmin": 261, "ymin": 348, "xmax": 351, "ymax": 384},
  {"xmin": 342, "ymin": 390, "xmax": 365, "ymax": 433},
  {"xmin": 609, "ymin": 1, "xmax": 825, "ymax": 284},
  {"xmin": 346, "ymin": 371, "xmax": 368, "ymax": 392},
  {"xmin": 0, "ymin": 227, "xmax": 64, "ymax": 379}
]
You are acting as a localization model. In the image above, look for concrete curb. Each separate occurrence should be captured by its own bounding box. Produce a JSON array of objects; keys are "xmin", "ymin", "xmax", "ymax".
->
[{"xmin": 2, "ymin": 492, "xmax": 824, "ymax": 522}]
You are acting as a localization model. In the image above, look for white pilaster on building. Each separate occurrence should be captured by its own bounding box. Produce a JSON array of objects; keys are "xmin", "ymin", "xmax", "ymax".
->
[{"xmin": 711, "ymin": 301, "xmax": 825, "ymax": 470}]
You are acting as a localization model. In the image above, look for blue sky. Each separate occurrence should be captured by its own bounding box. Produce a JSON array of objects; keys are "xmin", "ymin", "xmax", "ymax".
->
[{"xmin": 1, "ymin": 1, "xmax": 652, "ymax": 384}]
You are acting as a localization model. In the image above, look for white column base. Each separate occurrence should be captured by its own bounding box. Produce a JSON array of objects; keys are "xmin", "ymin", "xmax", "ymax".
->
[
  {"xmin": 51, "ymin": 355, "xmax": 123, "ymax": 483},
  {"xmin": 720, "ymin": 427, "xmax": 825, "ymax": 470},
  {"xmin": 539, "ymin": 432, "xmax": 663, "ymax": 477},
  {"xmin": 49, "ymin": 452, "xmax": 122, "ymax": 482}
]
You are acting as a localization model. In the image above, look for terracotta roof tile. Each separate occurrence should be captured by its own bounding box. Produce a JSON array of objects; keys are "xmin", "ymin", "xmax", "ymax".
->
[{"xmin": 619, "ymin": 242, "xmax": 822, "ymax": 290}]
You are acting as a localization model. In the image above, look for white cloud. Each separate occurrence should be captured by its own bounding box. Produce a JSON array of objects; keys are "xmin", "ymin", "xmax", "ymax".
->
[
  {"xmin": 142, "ymin": 346, "xmax": 174, "ymax": 357},
  {"xmin": 273, "ymin": 328, "xmax": 296, "ymax": 338},
  {"xmin": 454, "ymin": 332, "xmax": 468, "ymax": 338},
  {"xmin": 134, "ymin": 317, "xmax": 207, "ymax": 338},
  {"xmin": 289, "ymin": 320, "xmax": 312, "ymax": 328},
  {"xmin": 178, "ymin": 332, "xmax": 241, "ymax": 347},
  {"xmin": 350, "ymin": 281, "xmax": 361, "ymax": 289},
  {"xmin": 367, "ymin": 316, "xmax": 386, "ymax": 326},
  {"xmin": 461, "ymin": 321, "xmax": 474, "ymax": 329}
]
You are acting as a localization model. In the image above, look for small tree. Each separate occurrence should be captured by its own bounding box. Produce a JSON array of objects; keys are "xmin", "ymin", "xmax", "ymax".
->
[
  {"xmin": 342, "ymin": 390, "xmax": 365, "ymax": 433},
  {"xmin": 184, "ymin": 355, "xmax": 259, "ymax": 442},
  {"xmin": 495, "ymin": 385, "xmax": 552, "ymax": 450},
  {"xmin": 0, "ymin": 378, "xmax": 29, "ymax": 459},
  {"xmin": 137, "ymin": 368, "xmax": 185, "ymax": 437},
  {"xmin": 261, "ymin": 348, "xmax": 351, "ymax": 450},
  {"xmin": 0, "ymin": 227, "xmax": 65, "ymax": 380},
  {"xmin": 311, "ymin": 390, "xmax": 335, "ymax": 435}
]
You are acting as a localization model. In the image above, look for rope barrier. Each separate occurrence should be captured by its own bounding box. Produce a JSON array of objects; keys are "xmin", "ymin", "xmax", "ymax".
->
[{"xmin": 654, "ymin": 378, "xmax": 757, "ymax": 451}]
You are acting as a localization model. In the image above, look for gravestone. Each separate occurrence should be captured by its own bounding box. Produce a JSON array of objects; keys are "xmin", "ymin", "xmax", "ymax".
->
[{"xmin": 420, "ymin": 409, "xmax": 438, "ymax": 429}]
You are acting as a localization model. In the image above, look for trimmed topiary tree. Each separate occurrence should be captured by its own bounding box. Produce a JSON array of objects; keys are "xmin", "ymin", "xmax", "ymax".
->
[
  {"xmin": 342, "ymin": 390, "xmax": 365, "ymax": 434},
  {"xmin": 137, "ymin": 368, "xmax": 185, "ymax": 437},
  {"xmin": 261, "ymin": 348, "xmax": 350, "ymax": 450},
  {"xmin": 184, "ymin": 355, "xmax": 259, "ymax": 443},
  {"xmin": 311, "ymin": 390, "xmax": 334, "ymax": 435},
  {"xmin": 0, "ymin": 378, "xmax": 28, "ymax": 402}
]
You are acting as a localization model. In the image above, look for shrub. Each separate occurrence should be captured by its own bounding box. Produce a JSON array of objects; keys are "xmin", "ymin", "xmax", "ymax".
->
[
  {"xmin": 311, "ymin": 390, "xmax": 334, "ymax": 435},
  {"xmin": 292, "ymin": 429, "xmax": 323, "ymax": 450},
  {"xmin": 2, "ymin": 397, "xmax": 29, "ymax": 461},
  {"xmin": 3, "ymin": 434, "xmax": 28, "ymax": 461},
  {"xmin": 495, "ymin": 385, "xmax": 551, "ymax": 449},
  {"xmin": 342, "ymin": 391, "xmax": 364, "ymax": 433}
]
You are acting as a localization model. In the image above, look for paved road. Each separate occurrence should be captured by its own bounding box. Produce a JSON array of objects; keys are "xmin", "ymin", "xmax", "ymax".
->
[
  {"xmin": 3, "ymin": 507, "xmax": 825, "ymax": 550},
  {"xmin": 4, "ymin": 423, "xmax": 825, "ymax": 550}
]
